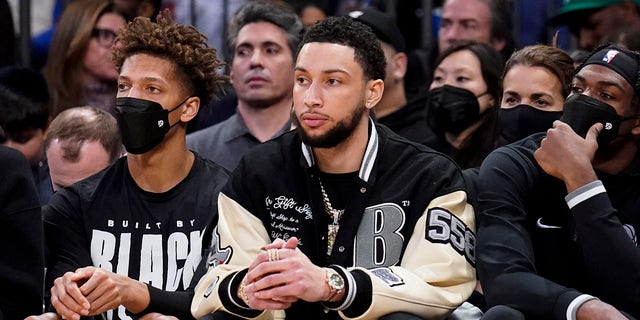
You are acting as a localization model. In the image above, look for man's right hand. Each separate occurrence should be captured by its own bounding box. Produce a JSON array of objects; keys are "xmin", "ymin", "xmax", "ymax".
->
[
  {"xmin": 50, "ymin": 271, "xmax": 92, "ymax": 320},
  {"xmin": 534, "ymin": 121, "xmax": 600, "ymax": 193},
  {"xmin": 577, "ymin": 299, "xmax": 628, "ymax": 320}
]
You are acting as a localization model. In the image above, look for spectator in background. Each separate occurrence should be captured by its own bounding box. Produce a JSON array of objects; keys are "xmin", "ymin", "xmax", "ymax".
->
[
  {"xmin": 347, "ymin": 8, "xmax": 433, "ymax": 146},
  {"xmin": 113, "ymin": 0, "xmax": 161, "ymax": 22},
  {"xmin": 44, "ymin": 106, "xmax": 122, "ymax": 192},
  {"xmin": 296, "ymin": 1, "xmax": 327, "ymax": 27},
  {"xmin": 438, "ymin": 0, "xmax": 516, "ymax": 61},
  {"xmin": 173, "ymin": 0, "xmax": 248, "ymax": 63},
  {"xmin": 188, "ymin": 0, "xmax": 303, "ymax": 171},
  {"xmin": 606, "ymin": 19, "xmax": 640, "ymax": 51},
  {"xmin": 0, "ymin": 145, "xmax": 44, "ymax": 320},
  {"xmin": 0, "ymin": 66, "xmax": 50, "ymax": 107},
  {"xmin": 44, "ymin": 0, "xmax": 126, "ymax": 116},
  {"xmin": 344, "ymin": 11, "xmax": 399, "ymax": 129},
  {"xmin": 551, "ymin": 0, "xmax": 640, "ymax": 51},
  {"xmin": 426, "ymin": 40, "xmax": 503, "ymax": 169},
  {"xmin": 32, "ymin": 0, "xmax": 159, "ymax": 70},
  {"xmin": 0, "ymin": 83, "xmax": 52, "ymax": 204},
  {"xmin": 497, "ymin": 45, "xmax": 574, "ymax": 145}
]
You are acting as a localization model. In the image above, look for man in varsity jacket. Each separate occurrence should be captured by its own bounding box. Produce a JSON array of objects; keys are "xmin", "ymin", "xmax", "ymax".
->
[
  {"xmin": 37, "ymin": 11, "xmax": 229, "ymax": 320},
  {"xmin": 191, "ymin": 16, "xmax": 477, "ymax": 320},
  {"xmin": 477, "ymin": 45, "xmax": 640, "ymax": 319}
]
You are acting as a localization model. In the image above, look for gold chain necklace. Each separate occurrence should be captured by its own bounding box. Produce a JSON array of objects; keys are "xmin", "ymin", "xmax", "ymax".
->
[{"xmin": 318, "ymin": 178, "xmax": 344, "ymax": 256}]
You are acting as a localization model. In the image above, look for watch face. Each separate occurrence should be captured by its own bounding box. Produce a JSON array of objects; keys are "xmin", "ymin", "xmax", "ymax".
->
[{"xmin": 329, "ymin": 273, "xmax": 345, "ymax": 289}]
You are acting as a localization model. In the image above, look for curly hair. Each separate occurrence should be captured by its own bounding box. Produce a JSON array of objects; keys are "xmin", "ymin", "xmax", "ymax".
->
[
  {"xmin": 113, "ymin": 10, "xmax": 225, "ymax": 105},
  {"xmin": 298, "ymin": 16, "xmax": 386, "ymax": 81},
  {"xmin": 503, "ymin": 44, "xmax": 575, "ymax": 98}
]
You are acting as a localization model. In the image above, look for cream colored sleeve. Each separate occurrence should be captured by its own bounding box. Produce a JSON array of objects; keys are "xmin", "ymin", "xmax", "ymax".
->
[
  {"xmin": 191, "ymin": 193, "xmax": 285, "ymax": 319},
  {"xmin": 342, "ymin": 190, "xmax": 477, "ymax": 320}
]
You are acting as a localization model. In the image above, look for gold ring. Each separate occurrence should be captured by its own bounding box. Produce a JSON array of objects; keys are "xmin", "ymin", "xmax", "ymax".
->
[{"xmin": 267, "ymin": 248, "xmax": 279, "ymax": 261}]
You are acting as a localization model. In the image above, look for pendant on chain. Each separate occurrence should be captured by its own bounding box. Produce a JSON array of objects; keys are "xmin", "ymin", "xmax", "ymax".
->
[
  {"xmin": 319, "ymin": 179, "xmax": 344, "ymax": 256},
  {"xmin": 327, "ymin": 208, "xmax": 343, "ymax": 255}
]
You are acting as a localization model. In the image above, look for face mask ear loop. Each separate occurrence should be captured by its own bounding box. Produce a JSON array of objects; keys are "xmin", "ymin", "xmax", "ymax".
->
[
  {"xmin": 168, "ymin": 96, "xmax": 191, "ymax": 113},
  {"xmin": 166, "ymin": 96, "xmax": 192, "ymax": 128}
]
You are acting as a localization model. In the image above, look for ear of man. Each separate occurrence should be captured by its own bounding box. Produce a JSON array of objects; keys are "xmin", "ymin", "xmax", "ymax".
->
[
  {"xmin": 180, "ymin": 96, "xmax": 200, "ymax": 122},
  {"xmin": 365, "ymin": 79, "xmax": 384, "ymax": 110}
]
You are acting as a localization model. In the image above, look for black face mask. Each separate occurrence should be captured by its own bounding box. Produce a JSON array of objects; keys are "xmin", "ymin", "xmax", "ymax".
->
[
  {"xmin": 498, "ymin": 104, "xmax": 563, "ymax": 143},
  {"xmin": 427, "ymin": 85, "xmax": 485, "ymax": 135},
  {"xmin": 114, "ymin": 97, "xmax": 187, "ymax": 154},
  {"xmin": 560, "ymin": 94, "xmax": 633, "ymax": 147}
]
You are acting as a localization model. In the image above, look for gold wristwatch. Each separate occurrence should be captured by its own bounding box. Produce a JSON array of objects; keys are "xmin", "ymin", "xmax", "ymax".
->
[{"xmin": 325, "ymin": 267, "xmax": 345, "ymax": 302}]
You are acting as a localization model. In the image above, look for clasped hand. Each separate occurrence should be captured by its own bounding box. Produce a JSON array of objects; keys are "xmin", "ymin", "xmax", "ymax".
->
[
  {"xmin": 49, "ymin": 267, "xmax": 130, "ymax": 320},
  {"xmin": 240, "ymin": 237, "xmax": 329, "ymax": 310}
]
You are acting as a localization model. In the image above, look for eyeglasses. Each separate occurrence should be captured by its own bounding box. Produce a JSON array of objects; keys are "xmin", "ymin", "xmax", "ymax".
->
[{"xmin": 91, "ymin": 28, "xmax": 118, "ymax": 47}]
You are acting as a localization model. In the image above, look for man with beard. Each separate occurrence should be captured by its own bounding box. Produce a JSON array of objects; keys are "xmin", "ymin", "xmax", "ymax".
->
[
  {"xmin": 477, "ymin": 45, "xmax": 640, "ymax": 319},
  {"xmin": 187, "ymin": 1, "xmax": 303, "ymax": 171},
  {"xmin": 190, "ymin": 16, "xmax": 476, "ymax": 320}
]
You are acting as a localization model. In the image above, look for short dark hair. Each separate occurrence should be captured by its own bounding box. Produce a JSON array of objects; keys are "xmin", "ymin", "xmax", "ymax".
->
[
  {"xmin": 298, "ymin": 16, "xmax": 386, "ymax": 81},
  {"xmin": 44, "ymin": 107, "xmax": 122, "ymax": 163},
  {"xmin": 227, "ymin": 0, "xmax": 304, "ymax": 60},
  {"xmin": 113, "ymin": 10, "xmax": 226, "ymax": 105},
  {"xmin": 0, "ymin": 85, "xmax": 49, "ymax": 142}
]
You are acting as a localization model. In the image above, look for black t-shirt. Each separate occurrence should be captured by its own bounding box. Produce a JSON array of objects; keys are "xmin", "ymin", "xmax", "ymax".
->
[{"xmin": 44, "ymin": 153, "xmax": 230, "ymax": 319}]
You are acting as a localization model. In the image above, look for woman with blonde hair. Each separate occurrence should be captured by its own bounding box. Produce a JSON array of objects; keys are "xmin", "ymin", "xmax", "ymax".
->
[{"xmin": 44, "ymin": 0, "xmax": 126, "ymax": 116}]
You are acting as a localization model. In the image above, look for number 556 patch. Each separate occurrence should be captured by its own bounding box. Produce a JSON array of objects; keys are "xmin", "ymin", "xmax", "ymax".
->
[{"xmin": 425, "ymin": 208, "xmax": 476, "ymax": 266}]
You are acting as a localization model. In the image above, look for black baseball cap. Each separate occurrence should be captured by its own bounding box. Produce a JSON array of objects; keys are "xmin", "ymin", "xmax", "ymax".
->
[{"xmin": 348, "ymin": 8, "xmax": 406, "ymax": 53}]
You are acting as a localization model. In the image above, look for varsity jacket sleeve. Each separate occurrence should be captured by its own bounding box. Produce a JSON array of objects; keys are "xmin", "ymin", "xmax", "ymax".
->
[
  {"xmin": 565, "ymin": 180, "xmax": 640, "ymax": 315},
  {"xmin": 191, "ymin": 192, "xmax": 284, "ymax": 319},
  {"xmin": 476, "ymin": 146, "xmax": 583, "ymax": 319},
  {"xmin": 339, "ymin": 189, "xmax": 477, "ymax": 320}
]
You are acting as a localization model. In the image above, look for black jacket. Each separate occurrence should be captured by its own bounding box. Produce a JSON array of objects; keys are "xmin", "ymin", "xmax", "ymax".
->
[{"xmin": 192, "ymin": 121, "xmax": 477, "ymax": 319}]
